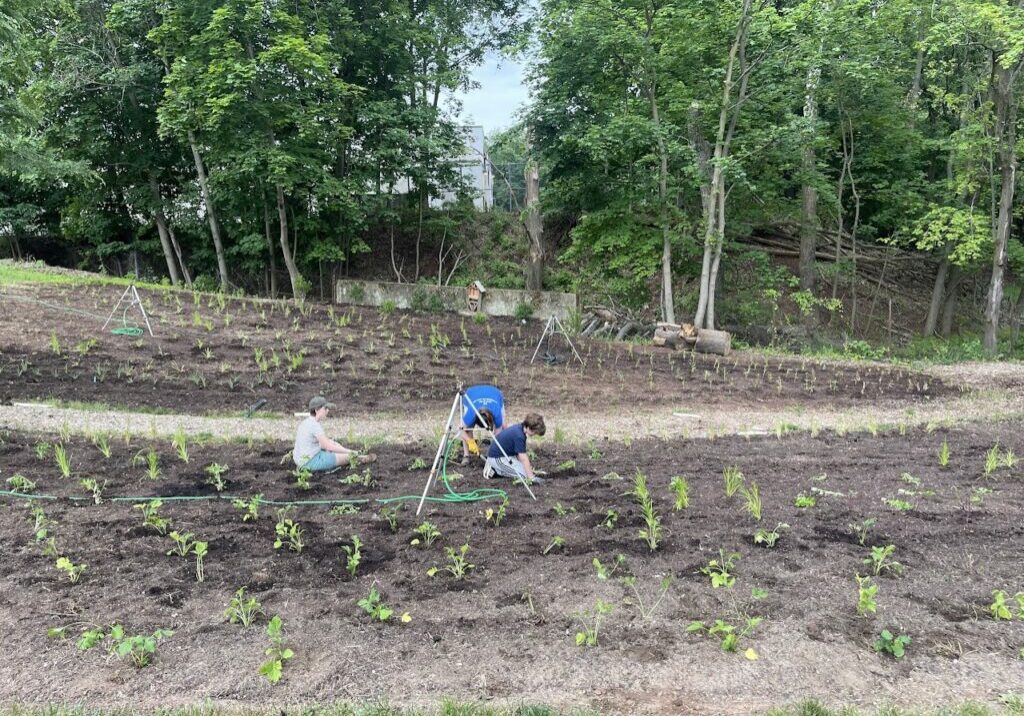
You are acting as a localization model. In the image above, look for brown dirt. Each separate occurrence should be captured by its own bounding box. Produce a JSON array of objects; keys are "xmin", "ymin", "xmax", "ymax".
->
[
  {"xmin": 1, "ymin": 422, "xmax": 1023, "ymax": 713},
  {"xmin": 0, "ymin": 282, "xmax": 955, "ymax": 418}
]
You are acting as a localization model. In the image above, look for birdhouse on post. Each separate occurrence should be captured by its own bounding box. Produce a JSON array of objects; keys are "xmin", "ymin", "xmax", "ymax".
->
[{"xmin": 466, "ymin": 281, "xmax": 486, "ymax": 313}]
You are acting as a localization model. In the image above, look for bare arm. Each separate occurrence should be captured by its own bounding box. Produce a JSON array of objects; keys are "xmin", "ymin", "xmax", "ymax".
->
[
  {"xmin": 517, "ymin": 452, "xmax": 534, "ymax": 480},
  {"xmin": 318, "ymin": 433, "xmax": 357, "ymax": 457}
]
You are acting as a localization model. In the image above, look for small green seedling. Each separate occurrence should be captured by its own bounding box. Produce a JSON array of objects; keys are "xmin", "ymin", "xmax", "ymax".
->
[
  {"xmin": 874, "ymin": 629, "xmax": 910, "ymax": 658},
  {"xmin": 273, "ymin": 509, "xmax": 304, "ymax": 553},
  {"xmin": 482, "ymin": 497, "xmax": 508, "ymax": 527},
  {"xmin": 54, "ymin": 444, "xmax": 71, "ymax": 479},
  {"xmin": 985, "ymin": 444, "xmax": 1001, "ymax": 475},
  {"xmin": 380, "ymin": 505, "xmax": 400, "ymax": 532},
  {"xmin": 411, "ymin": 521, "xmax": 441, "ymax": 547},
  {"xmin": 864, "ymin": 545, "xmax": 903, "ymax": 576},
  {"xmin": 753, "ymin": 522, "xmax": 788, "ymax": 548},
  {"xmin": 224, "ymin": 587, "xmax": 264, "ymax": 627},
  {"xmin": 740, "ymin": 481, "xmax": 762, "ymax": 521},
  {"xmin": 848, "ymin": 517, "xmax": 876, "ymax": 546},
  {"xmin": 79, "ymin": 624, "xmax": 173, "ymax": 668},
  {"xmin": 723, "ymin": 466, "xmax": 745, "ymax": 497},
  {"xmin": 938, "ymin": 439, "xmax": 950, "ymax": 467},
  {"xmin": 669, "ymin": 476, "xmax": 690, "ymax": 510},
  {"xmin": 856, "ymin": 574, "xmax": 878, "ymax": 616},
  {"xmin": 700, "ymin": 550, "xmax": 740, "ymax": 589},
  {"xmin": 542, "ymin": 535, "xmax": 565, "ymax": 555},
  {"xmin": 167, "ymin": 531, "xmax": 197, "ymax": 557},
  {"xmin": 444, "ymin": 544, "xmax": 474, "ymax": 580},
  {"xmin": 592, "ymin": 554, "xmax": 626, "ymax": 580},
  {"xmin": 990, "ymin": 590, "xmax": 1024, "ymax": 621},
  {"xmin": 259, "ymin": 615, "xmax": 294, "ymax": 684},
  {"xmin": 204, "ymin": 463, "xmax": 229, "ymax": 492},
  {"xmin": 342, "ymin": 535, "xmax": 362, "ymax": 577},
  {"xmin": 7, "ymin": 474, "xmax": 36, "ymax": 493},
  {"xmin": 231, "ymin": 494, "xmax": 262, "ymax": 522},
  {"xmin": 135, "ymin": 499, "xmax": 170, "ymax": 534},
  {"xmin": 171, "ymin": 428, "xmax": 189, "ymax": 463},
  {"xmin": 79, "ymin": 478, "xmax": 104, "ymax": 505},
  {"xmin": 620, "ymin": 574, "xmax": 672, "ymax": 622},
  {"xmin": 357, "ymin": 585, "xmax": 393, "ymax": 622},
  {"xmin": 688, "ymin": 614, "xmax": 762, "ymax": 653},
  {"xmin": 601, "ymin": 508, "xmax": 619, "ymax": 529},
  {"xmin": 574, "ymin": 599, "xmax": 614, "ymax": 647},
  {"xmin": 630, "ymin": 470, "xmax": 662, "ymax": 552},
  {"xmin": 794, "ymin": 493, "xmax": 816, "ymax": 508},
  {"xmin": 55, "ymin": 556, "xmax": 86, "ymax": 584}
]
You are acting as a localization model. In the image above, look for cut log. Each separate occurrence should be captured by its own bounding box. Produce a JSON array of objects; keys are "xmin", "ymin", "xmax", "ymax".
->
[
  {"xmin": 680, "ymin": 323, "xmax": 697, "ymax": 339},
  {"xmin": 694, "ymin": 328, "xmax": 732, "ymax": 356},
  {"xmin": 653, "ymin": 327, "xmax": 680, "ymax": 349},
  {"xmin": 615, "ymin": 321, "xmax": 643, "ymax": 341}
]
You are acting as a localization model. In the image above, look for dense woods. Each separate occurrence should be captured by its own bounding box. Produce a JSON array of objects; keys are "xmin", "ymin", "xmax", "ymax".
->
[{"xmin": 3, "ymin": 0, "xmax": 1024, "ymax": 355}]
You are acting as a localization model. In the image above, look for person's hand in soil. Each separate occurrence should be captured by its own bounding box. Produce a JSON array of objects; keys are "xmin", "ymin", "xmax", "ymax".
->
[{"xmin": 357, "ymin": 452, "xmax": 377, "ymax": 465}]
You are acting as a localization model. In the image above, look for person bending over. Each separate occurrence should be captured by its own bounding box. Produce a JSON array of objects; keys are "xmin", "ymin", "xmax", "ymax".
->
[
  {"xmin": 460, "ymin": 384, "xmax": 506, "ymax": 465},
  {"xmin": 293, "ymin": 396, "xmax": 376, "ymax": 472},
  {"xmin": 484, "ymin": 413, "xmax": 546, "ymax": 484}
]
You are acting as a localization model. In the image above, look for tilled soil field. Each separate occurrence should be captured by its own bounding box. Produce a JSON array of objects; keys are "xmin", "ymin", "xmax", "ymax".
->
[
  {"xmin": 0, "ymin": 283, "xmax": 956, "ymax": 416},
  {"xmin": 1, "ymin": 422, "xmax": 1022, "ymax": 713}
]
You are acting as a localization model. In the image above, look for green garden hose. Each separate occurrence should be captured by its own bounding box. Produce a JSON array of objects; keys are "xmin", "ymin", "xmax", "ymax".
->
[{"xmin": 0, "ymin": 438, "xmax": 508, "ymax": 509}]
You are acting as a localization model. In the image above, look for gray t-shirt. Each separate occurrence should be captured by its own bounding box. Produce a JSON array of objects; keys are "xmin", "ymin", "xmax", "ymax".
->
[{"xmin": 293, "ymin": 416, "xmax": 325, "ymax": 466}]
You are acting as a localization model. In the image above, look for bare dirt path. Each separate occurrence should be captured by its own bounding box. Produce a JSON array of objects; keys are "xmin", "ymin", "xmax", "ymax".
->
[{"xmin": 1, "ymin": 361, "xmax": 1021, "ymax": 444}]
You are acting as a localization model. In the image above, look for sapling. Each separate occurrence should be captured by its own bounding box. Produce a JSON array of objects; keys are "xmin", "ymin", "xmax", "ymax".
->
[
  {"xmin": 856, "ymin": 574, "xmax": 878, "ymax": 616},
  {"xmin": 542, "ymin": 535, "xmax": 565, "ymax": 555},
  {"xmin": 224, "ymin": 587, "xmax": 264, "ymax": 627},
  {"xmin": 55, "ymin": 556, "xmax": 86, "ymax": 584},
  {"xmin": 574, "ymin": 599, "xmax": 614, "ymax": 647},
  {"xmin": 79, "ymin": 624, "xmax": 173, "ymax": 668},
  {"xmin": 669, "ymin": 476, "xmax": 690, "ymax": 510},
  {"xmin": 482, "ymin": 497, "xmax": 508, "ymax": 528},
  {"xmin": 29, "ymin": 505, "xmax": 49, "ymax": 541},
  {"xmin": 723, "ymin": 466, "xmax": 745, "ymax": 497},
  {"xmin": 54, "ymin": 444, "xmax": 71, "ymax": 479},
  {"xmin": 357, "ymin": 585, "xmax": 393, "ymax": 622},
  {"xmin": 342, "ymin": 535, "xmax": 362, "ymax": 577},
  {"xmin": 259, "ymin": 615, "xmax": 294, "ymax": 684},
  {"xmin": 204, "ymin": 463, "xmax": 229, "ymax": 492},
  {"xmin": 444, "ymin": 544, "xmax": 474, "ymax": 580},
  {"xmin": 411, "ymin": 521, "xmax": 441, "ymax": 547},
  {"xmin": 864, "ymin": 545, "xmax": 903, "ymax": 576}
]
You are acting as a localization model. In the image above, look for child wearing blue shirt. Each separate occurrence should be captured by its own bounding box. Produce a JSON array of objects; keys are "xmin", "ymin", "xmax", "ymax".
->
[
  {"xmin": 459, "ymin": 384, "xmax": 506, "ymax": 465},
  {"xmin": 484, "ymin": 413, "xmax": 546, "ymax": 484}
]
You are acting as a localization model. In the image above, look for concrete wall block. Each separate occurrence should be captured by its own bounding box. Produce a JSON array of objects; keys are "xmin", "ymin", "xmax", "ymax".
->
[{"xmin": 335, "ymin": 280, "xmax": 577, "ymax": 322}]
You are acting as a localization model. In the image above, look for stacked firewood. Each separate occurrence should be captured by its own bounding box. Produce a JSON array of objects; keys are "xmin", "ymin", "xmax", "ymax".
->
[{"xmin": 653, "ymin": 322, "xmax": 732, "ymax": 355}]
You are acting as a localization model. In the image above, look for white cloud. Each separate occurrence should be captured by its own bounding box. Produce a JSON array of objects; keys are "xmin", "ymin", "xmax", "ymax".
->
[{"xmin": 450, "ymin": 54, "xmax": 529, "ymax": 133}]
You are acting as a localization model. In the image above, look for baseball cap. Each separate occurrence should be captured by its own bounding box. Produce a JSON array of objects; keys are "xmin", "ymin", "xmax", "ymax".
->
[{"xmin": 309, "ymin": 396, "xmax": 337, "ymax": 411}]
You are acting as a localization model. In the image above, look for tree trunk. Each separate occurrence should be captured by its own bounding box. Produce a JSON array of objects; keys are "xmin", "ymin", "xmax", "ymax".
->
[
  {"xmin": 276, "ymin": 184, "xmax": 303, "ymax": 298},
  {"xmin": 693, "ymin": 0, "xmax": 753, "ymax": 330},
  {"xmin": 799, "ymin": 61, "xmax": 821, "ymax": 296},
  {"xmin": 524, "ymin": 157, "xmax": 544, "ymax": 291},
  {"xmin": 263, "ymin": 201, "xmax": 278, "ymax": 299},
  {"xmin": 187, "ymin": 130, "xmax": 229, "ymax": 291},
  {"xmin": 984, "ymin": 60, "xmax": 1018, "ymax": 356},
  {"xmin": 940, "ymin": 266, "xmax": 961, "ymax": 338},
  {"xmin": 924, "ymin": 255, "xmax": 949, "ymax": 336},
  {"xmin": 148, "ymin": 176, "xmax": 186, "ymax": 286}
]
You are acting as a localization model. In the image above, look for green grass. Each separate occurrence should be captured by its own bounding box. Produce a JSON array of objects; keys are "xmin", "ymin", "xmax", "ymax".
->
[
  {"xmin": 0, "ymin": 260, "xmax": 170, "ymax": 291},
  {"xmin": 765, "ymin": 698, "xmax": 1021, "ymax": 716}
]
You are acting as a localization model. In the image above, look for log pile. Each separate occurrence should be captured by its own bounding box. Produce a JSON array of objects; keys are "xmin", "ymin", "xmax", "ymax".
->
[{"xmin": 653, "ymin": 322, "xmax": 731, "ymax": 356}]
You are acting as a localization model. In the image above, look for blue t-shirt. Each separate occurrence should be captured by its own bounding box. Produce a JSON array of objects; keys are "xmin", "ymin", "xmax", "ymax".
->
[
  {"xmin": 463, "ymin": 385, "xmax": 504, "ymax": 428},
  {"xmin": 489, "ymin": 423, "xmax": 527, "ymax": 459}
]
